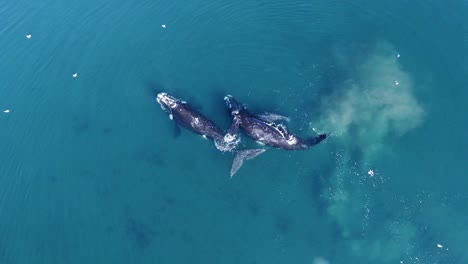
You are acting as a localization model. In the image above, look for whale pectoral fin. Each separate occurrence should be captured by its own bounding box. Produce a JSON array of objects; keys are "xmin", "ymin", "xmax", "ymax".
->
[
  {"xmin": 230, "ymin": 149, "xmax": 265, "ymax": 177},
  {"xmin": 173, "ymin": 122, "xmax": 181, "ymax": 138},
  {"xmin": 257, "ymin": 112, "xmax": 290, "ymax": 123}
]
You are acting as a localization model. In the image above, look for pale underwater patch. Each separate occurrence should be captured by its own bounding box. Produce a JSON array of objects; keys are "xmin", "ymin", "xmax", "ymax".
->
[
  {"xmin": 314, "ymin": 42, "xmax": 429, "ymax": 263},
  {"xmin": 318, "ymin": 42, "xmax": 424, "ymax": 159}
]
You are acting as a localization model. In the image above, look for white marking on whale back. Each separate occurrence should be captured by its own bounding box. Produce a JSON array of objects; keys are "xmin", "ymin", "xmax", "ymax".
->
[{"xmin": 191, "ymin": 117, "xmax": 200, "ymax": 127}]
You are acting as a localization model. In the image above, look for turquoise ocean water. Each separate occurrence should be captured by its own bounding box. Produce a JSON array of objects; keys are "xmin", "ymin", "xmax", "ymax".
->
[{"xmin": 1, "ymin": 0, "xmax": 467, "ymax": 263}]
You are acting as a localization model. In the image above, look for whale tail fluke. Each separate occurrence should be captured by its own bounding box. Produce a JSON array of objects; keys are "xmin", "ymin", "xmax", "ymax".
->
[
  {"xmin": 230, "ymin": 149, "xmax": 265, "ymax": 177},
  {"xmin": 305, "ymin": 133, "xmax": 329, "ymax": 147}
]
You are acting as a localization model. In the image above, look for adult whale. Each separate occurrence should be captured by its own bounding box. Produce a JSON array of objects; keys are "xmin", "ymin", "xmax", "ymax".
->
[
  {"xmin": 156, "ymin": 92, "xmax": 264, "ymax": 176},
  {"xmin": 224, "ymin": 95, "xmax": 329, "ymax": 150}
]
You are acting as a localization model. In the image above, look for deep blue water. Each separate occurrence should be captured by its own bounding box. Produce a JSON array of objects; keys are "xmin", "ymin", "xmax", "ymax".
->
[{"xmin": 1, "ymin": 0, "xmax": 467, "ymax": 263}]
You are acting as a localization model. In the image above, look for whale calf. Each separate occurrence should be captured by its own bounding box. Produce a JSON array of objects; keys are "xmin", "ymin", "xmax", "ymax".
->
[
  {"xmin": 156, "ymin": 92, "xmax": 264, "ymax": 176},
  {"xmin": 224, "ymin": 95, "xmax": 329, "ymax": 150}
]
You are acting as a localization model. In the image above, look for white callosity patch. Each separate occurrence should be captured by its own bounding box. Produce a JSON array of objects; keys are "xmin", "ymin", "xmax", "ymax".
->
[{"xmin": 156, "ymin": 93, "xmax": 178, "ymax": 111}]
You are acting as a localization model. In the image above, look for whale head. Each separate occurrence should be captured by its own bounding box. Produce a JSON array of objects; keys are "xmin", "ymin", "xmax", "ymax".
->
[
  {"xmin": 224, "ymin": 95, "xmax": 244, "ymax": 115},
  {"xmin": 156, "ymin": 92, "xmax": 179, "ymax": 111}
]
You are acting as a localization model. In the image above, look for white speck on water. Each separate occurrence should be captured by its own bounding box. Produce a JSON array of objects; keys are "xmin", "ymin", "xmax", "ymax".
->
[
  {"xmin": 437, "ymin": 244, "xmax": 443, "ymax": 248},
  {"xmin": 26, "ymin": 34, "xmax": 32, "ymax": 39},
  {"xmin": 394, "ymin": 81, "xmax": 399, "ymax": 86},
  {"xmin": 72, "ymin": 73, "xmax": 78, "ymax": 78},
  {"xmin": 397, "ymin": 53, "xmax": 400, "ymax": 58},
  {"xmin": 368, "ymin": 169, "xmax": 374, "ymax": 177},
  {"xmin": 3, "ymin": 109, "xmax": 10, "ymax": 113},
  {"xmin": 161, "ymin": 24, "xmax": 166, "ymax": 28}
]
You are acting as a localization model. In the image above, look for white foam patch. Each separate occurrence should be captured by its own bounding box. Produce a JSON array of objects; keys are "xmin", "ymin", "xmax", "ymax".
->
[{"xmin": 214, "ymin": 135, "xmax": 240, "ymax": 152}]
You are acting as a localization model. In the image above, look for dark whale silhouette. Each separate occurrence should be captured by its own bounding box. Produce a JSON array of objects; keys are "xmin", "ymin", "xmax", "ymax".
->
[
  {"xmin": 156, "ymin": 92, "xmax": 264, "ymax": 176},
  {"xmin": 224, "ymin": 95, "xmax": 329, "ymax": 150}
]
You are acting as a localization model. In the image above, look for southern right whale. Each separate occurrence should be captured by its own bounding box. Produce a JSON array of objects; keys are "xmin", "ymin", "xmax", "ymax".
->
[
  {"xmin": 224, "ymin": 95, "xmax": 329, "ymax": 150},
  {"xmin": 156, "ymin": 92, "xmax": 264, "ymax": 177}
]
